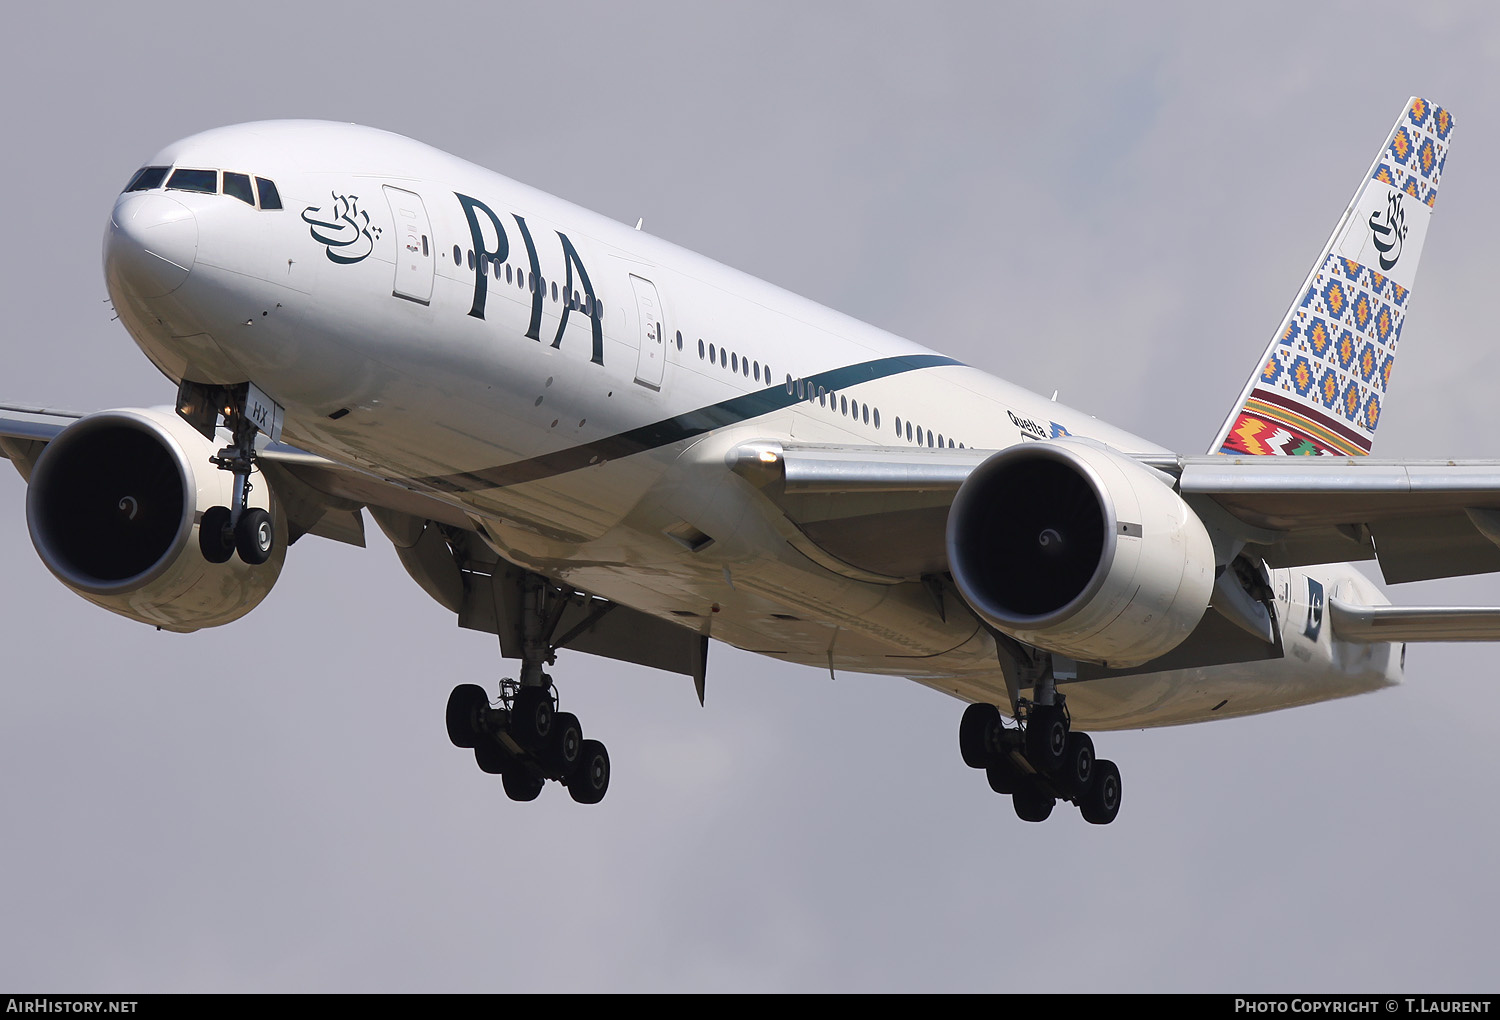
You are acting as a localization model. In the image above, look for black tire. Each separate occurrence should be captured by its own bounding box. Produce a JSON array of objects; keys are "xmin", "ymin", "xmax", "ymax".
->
[
  {"xmin": 502, "ymin": 767, "xmax": 544, "ymax": 802},
  {"xmin": 1080, "ymin": 758, "xmax": 1122, "ymax": 825},
  {"xmin": 235, "ymin": 507, "xmax": 274, "ymax": 565},
  {"xmin": 959, "ymin": 703, "xmax": 1002, "ymax": 769},
  {"xmin": 568, "ymin": 739, "xmax": 610, "ymax": 804},
  {"xmin": 986, "ymin": 752, "xmax": 1020, "ymax": 795},
  {"xmin": 510, "ymin": 686, "xmax": 554, "ymax": 751},
  {"xmin": 1059, "ymin": 731, "xmax": 1095, "ymax": 798},
  {"xmin": 199, "ymin": 505, "xmax": 234, "ymax": 564},
  {"xmin": 474, "ymin": 741, "xmax": 511, "ymax": 775},
  {"xmin": 1026, "ymin": 704, "xmax": 1068, "ymax": 774},
  {"xmin": 551, "ymin": 712, "xmax": 583, "ymax": 775},
  {"xmin": 446, "ymin": 684, "xmax": 490, "ymax": 748},
  {"xmin": 1012, "ymin": 782, "xmax": 1055, "ymax": 823}
]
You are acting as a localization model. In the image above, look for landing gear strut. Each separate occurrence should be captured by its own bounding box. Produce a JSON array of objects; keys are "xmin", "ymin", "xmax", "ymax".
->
[
  {"xmin": 958, "ymin": 690, "xmax": 1122, "ymax": 825},
  {"xmin": 197, "ymin": 386, "xmax": 274, "ymax": 566},
  {"xmin": 445, "ymin": 572, "xmax": 612, "ymax": 804}
]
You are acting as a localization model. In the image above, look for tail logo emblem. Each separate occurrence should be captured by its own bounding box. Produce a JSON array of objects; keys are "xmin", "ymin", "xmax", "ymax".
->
[
  {"xmin": 1304, "ymin": 578, "xmax": 1324, "ymax": 640},
  {"xmin": 1368, "ymin": 192, "xmax": 1408, "ymax": 271}
]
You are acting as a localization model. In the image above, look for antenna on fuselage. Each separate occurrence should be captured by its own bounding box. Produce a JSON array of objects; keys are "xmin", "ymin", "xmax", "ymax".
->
[{"xmin": 634, "ymin": 218, "xmax": 644, "ymax": 231}]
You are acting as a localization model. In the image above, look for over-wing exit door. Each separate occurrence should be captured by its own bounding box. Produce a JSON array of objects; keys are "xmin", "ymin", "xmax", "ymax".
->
[
  {"xmin": 383, "ymin": 185, "xmax": 434, "ymax": 304},
  {"xmin": 629, "ymin": 274, "xmax": 665, "ymax": 389}
]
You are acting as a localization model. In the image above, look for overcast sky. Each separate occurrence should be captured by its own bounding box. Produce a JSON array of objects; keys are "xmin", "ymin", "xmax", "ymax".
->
[{"xmin": 2, "ymin": 1, "xmax": 1498, "ymax": 992}]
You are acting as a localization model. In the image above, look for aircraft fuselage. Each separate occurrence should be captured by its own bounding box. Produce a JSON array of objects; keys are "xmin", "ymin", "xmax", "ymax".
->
[{"xmin": 101, "ymin": 120, "xmax": 1402, "ymax": 729}]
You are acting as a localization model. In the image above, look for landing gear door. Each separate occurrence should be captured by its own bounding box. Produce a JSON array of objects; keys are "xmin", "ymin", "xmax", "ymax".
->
[
  {"xmin": 629, "ymin": 274, "xmax": 665, "ymax": 390},
  {"xmin": 383, "ymin": 185, "xmax": 434, "ymax": 305}
]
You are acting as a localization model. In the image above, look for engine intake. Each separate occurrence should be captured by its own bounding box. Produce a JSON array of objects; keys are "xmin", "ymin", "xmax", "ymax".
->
[
  {"xmin": 26, "ymin": 407, "xmax": 283, "ymax": 631},
  {"xmin": 946, "ymin": 440, "xmax": 1215, "ymax": 667}
]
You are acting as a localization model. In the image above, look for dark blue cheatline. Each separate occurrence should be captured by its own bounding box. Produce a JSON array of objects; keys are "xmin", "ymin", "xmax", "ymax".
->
[{"xmin": 415, "ymin": 354, "xmax": 962, "ymax": 492}]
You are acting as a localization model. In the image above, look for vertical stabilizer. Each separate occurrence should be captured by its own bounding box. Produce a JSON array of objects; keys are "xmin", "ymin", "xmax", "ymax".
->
[{"xmin": 1211, "ymin": 97, "xmax": 1454, "ymax": 456}]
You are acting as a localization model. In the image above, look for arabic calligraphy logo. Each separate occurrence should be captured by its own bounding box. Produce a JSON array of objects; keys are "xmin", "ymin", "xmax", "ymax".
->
[
  {"xmin": 1368, "ymin": 192, "xmax": 1408, "ymax": 272},
  {"xmin": 302, "ymin": 193, "xmax": 383, "ymax": 264}
]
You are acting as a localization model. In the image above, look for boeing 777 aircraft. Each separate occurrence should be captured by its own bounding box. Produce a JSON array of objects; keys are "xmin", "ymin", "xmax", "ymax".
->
[{"xmin": 3, "ymin": 97, "xmax": 1492, "ymax": 824}]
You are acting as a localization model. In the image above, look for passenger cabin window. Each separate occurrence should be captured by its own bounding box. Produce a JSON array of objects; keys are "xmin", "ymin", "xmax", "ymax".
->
[
  {"xmin": 223, "ymin": 172, "xmax": 255, "ymax": 206},
  {"xmin": 167, "ymin": 168, "xmax": 217, "ymax": 194},
  {"xmin": 123, "ymin": 166, "xmax": 168, "ymax": 193},
  {"xmin": 255, "ymin": 177, "xmax": 282, "ymax": 210}
]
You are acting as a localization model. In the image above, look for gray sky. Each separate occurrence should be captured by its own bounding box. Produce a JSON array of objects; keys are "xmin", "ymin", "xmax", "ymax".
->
[{"xmin": 2, "ymin": 1, "xmax": 1498, "ymax": 992}]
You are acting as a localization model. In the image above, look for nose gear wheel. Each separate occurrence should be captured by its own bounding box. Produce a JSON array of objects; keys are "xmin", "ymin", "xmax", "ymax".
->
[{"xmin": 192, "ymin": 384, "xmax": 276, "ymax": 567}]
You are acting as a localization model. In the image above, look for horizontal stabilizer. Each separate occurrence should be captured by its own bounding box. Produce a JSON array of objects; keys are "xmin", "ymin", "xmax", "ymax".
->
[{"xmin": 1329, "ymin": 598, "xmax": 1500, "ymax": 642}]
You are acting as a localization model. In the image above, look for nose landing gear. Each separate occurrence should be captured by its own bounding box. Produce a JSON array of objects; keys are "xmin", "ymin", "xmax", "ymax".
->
[{"xmin": 191, "ymin": 383, "xmax": 275, "ymax": 566}]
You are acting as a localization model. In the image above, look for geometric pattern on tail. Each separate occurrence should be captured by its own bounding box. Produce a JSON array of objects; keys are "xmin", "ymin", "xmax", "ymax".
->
[{"xmin": 1219, "ymin": 98, "xmax": 1453, "ymax": 457}]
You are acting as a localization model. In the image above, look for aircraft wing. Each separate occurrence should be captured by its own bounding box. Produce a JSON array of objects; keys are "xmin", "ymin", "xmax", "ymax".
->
[
  {"xmin": 730, "ymin": 441, "xmax": 1500, "ymax": 586},
  {"xmin": 1171, "ymin": 456, "xmax": 1500, "ymax": 583},
  {"xmin": 14, "ymin": 400, "xmax": 1500, "ymax": 614},
  {"xmin": 0, "ymin": 403, "xmax": 474, "ymax": 548}
]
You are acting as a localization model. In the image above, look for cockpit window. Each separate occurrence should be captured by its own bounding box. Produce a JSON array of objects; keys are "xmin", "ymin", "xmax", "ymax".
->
[
  {"xmin": 255, "ymin": 177, "xmax": 282, "ymax": 210},
  {"xmin": 123, "ymin": 166, "xmax": 169, "ymax": 193},
  {"xmin": 223, "ymin": 172, "xmax": 255, "ymax": 206},
  {"xmin": 167, "ymin": 168, "xmax": 218, "ymax": 195}
]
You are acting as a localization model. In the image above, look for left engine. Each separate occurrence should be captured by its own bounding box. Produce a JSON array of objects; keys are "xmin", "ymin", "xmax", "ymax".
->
[
  {"xmin": 26, "ymin": 407, "xmax": 284, "ymax": 632},
  {"xmin": 945, "ymin": 439, "xmax": 1216, "ymax": 668}
]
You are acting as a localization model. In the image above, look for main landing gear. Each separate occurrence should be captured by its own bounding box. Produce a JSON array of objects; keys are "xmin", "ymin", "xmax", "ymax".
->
[
  {"xmin": 446, "ymin": 678, "xmax": 610, "ymax": 804},
  {"xmin": 958, "ymin": 695, "xmax": 1122, "ymax": 825},
  {"xmin": 197, "ymin": 392, "xmax": 274, "ymax": 566},
  {"xmin": 444, "ymin": 572, "xmax": 611, "ymax": 804}
]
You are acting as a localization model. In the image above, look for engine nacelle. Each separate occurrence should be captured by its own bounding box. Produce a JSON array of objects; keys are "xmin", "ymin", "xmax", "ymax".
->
[
  {"xmin": 26, "ymin": 407, "xmax": 284, "ymax": 632},
  {"xmin": 946, "ymin": 440, "xmax": 1215, "ymax": 668}
]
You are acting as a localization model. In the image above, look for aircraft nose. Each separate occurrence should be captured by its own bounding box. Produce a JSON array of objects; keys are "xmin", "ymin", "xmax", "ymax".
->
[{"xmin": 104, "ymin": 193, "xmax": 198, "ymax": 298}]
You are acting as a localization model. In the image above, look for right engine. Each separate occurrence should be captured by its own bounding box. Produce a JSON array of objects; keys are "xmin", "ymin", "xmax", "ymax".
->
[{"xmin": 26, "ymin": 407, "xmax": 284, "ymax": 632}]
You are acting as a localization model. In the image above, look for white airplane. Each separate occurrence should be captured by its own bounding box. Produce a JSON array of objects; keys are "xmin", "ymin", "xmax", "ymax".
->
[{"xmin": 3, "ymin": 97, "xmax": 1492, "ymax": 824}]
